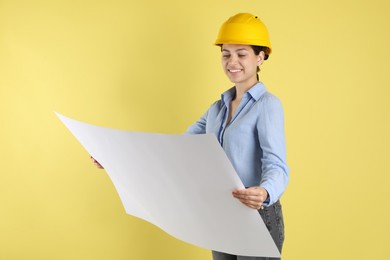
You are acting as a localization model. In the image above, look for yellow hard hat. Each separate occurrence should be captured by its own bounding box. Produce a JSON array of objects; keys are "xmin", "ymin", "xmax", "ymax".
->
[{"xmin": 214, "ymin": 13, "xmax": 272, "ymax": 55}]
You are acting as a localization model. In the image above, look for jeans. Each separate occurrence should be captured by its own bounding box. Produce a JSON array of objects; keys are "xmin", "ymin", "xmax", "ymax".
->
[{"xmin": 212, "ymin": 200, "xmax": 284, "ymax": 260}]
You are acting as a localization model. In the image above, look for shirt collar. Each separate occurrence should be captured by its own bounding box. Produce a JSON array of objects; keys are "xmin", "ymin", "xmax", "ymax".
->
[{"xmin": 221, "ymin": 82, "xmax": 267, "ymax": 106}]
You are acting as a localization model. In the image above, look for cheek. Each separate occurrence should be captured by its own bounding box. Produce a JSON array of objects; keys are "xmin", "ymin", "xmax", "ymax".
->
[
  {"xmin": 248, "ymin": 60, "xmax": 259, "ymax": 71},
  {"xmin": 221, "ymin": 60, "xmax": 228, "ymax": 70}
]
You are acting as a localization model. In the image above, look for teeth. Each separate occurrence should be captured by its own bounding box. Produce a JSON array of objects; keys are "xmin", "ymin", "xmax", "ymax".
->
[{"xmin": 229, "ymin": 69, "xmax": 241, "ymax": 72}]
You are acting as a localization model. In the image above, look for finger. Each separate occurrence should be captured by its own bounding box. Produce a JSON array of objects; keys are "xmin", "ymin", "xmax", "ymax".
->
[
  {"xmin": 91, "ymin": 158, "xmax": 104, "ymax": 169},
  {"xmin": 234, "ymin": 194, "xmax": 263, "ymax": 204},
  {"xmin": 233, "ymin": 193, "xmax": 263, "ymax": 209},
  {"xmin": 233, "ymin": 194, "xmax": 259, "ymax": 202},
  {"xmin": 233, "ymin": 188, "xmax": 264, "ymax": 196},
  {"xmin": 95, "ymin": 162, "xmax": 104, "ymax": 169},
  {"xmin": 232, "ymin": 189, "xmax": 254, "ymax": 195},
  {"xmin": 233, "ymin": 192, "xmax": 264, "ymax": 202},
  {"xmin": 239, "ymin": 199, "xmax": 263, "ymax": 209},
  {"xmin": 93, "ymin": 161, "xmax": 101, "ymax": 166},
  {"xmin": 234, "ymin": 195, "xmax": 266, "ymax": 210}
]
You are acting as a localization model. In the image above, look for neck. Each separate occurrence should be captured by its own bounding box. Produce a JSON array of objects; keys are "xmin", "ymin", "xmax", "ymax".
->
[{"xmin": 235, "ymin": 80, "xmax": 258, "ymax": 100}]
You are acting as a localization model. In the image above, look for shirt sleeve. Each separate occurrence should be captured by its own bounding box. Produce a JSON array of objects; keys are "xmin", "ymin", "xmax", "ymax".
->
[
  {"xmin": 185, "ymin": 109, "xmax": 209, "ymax": 134},
  {"xmin": 257, "ymin": 95, "xmax": 289, "ymax": 206}
]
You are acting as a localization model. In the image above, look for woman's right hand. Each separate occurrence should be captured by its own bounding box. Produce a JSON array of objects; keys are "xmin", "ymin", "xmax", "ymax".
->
[{"xmin": 90, "ymin": 156, "xmax": 104, "ymax": 169}]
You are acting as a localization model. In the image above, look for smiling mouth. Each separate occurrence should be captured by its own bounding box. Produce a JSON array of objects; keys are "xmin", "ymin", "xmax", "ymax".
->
[{"xmin": 228, "ymin": 69, "xmax": 242, "ymax": 73}]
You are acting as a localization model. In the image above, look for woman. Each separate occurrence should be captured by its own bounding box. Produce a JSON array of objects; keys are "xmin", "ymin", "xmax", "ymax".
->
[
  {"xmin": 92, "ymin": 12, "xmax": 289, "ymax": 260},
  {"xmin": 186, "ymin": 13, "xmax": 289, "ymax": 260}
]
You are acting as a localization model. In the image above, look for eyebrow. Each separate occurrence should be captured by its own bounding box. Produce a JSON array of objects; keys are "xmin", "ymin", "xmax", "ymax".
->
[{"xmin": 221, "ymin": 48, "xmax": 248, "ymax": 52}]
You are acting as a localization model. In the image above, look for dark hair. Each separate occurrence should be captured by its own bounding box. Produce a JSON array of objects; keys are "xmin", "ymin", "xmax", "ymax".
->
[
  {"xmin": 251, "ymin": 45, "xmax": 270, "ymax": 60},
  {"xmin": 251, "ymin": 46, "xmax": 269, "ymax": 80}
]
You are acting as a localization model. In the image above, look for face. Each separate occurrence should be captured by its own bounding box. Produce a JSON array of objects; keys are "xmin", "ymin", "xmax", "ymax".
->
[{"xmin": 221, "ymin": 44, "xmax": 264, "ymax": 87}]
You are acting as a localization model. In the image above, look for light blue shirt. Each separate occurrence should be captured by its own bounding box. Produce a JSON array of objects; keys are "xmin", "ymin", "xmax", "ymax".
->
[{"xmin": 186, "ymin": 82, "xmax": 289, "ymax": 206}]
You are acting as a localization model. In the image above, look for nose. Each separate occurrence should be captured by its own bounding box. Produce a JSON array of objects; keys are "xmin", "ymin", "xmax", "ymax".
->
[{"xmin": 227, "ymin": 54, "xmax": 238, "ymax": 64}]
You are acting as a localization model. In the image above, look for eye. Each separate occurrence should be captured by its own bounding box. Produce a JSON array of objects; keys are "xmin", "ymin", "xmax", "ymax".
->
[{"xmin": 222, "ymin": 54, "xmax": 230, "ymax": 58}]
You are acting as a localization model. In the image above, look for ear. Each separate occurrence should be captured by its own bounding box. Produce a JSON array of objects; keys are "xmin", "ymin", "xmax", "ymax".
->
[{"xmin": 257, "ymin": 51, "xmax": 265, "ymax": 66}]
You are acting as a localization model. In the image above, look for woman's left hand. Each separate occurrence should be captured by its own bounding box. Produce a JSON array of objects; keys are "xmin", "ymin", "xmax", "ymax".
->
[{"xmin": 232, "ymin": 186, "xmax": 268, "ymax": 210}]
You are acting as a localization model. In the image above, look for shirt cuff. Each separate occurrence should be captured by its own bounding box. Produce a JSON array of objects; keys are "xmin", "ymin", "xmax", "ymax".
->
[{"xmin": 262, "ymin": 193, "xmax": 270, "ymax": 207}]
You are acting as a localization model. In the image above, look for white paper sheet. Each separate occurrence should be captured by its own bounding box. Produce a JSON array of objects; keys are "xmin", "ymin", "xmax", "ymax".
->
[{"xmin": 56, "ymin": 113, "xmax": 280, "ymax": 258}]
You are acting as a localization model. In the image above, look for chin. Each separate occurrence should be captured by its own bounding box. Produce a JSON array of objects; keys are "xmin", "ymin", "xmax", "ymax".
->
[{"xmin": 227, "ymin": 76, "xmax": 242, "ymax": 84}]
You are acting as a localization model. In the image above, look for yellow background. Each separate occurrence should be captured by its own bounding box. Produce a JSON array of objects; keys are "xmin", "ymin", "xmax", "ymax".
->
[{"xmin": 1, "ymin": 0, "xmax": 389, "ymax": 259}]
